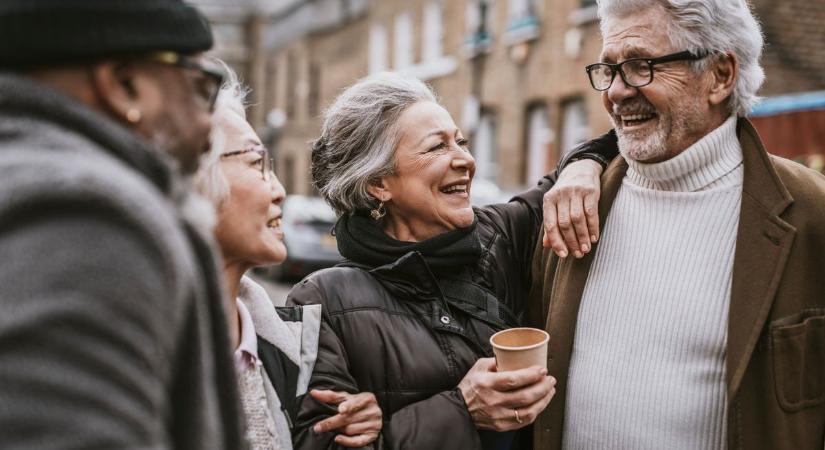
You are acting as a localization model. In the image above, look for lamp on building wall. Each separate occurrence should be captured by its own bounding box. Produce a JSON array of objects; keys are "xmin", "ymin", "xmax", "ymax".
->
[{"xmin": 509, "ymin": 41, "xmax": 530, "ymax": 64}]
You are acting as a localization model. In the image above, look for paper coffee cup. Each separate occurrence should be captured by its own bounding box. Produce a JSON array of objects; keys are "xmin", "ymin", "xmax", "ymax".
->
[{"xmin": 490, "ymin": 327, "xmax": 549, "ymax": 371}]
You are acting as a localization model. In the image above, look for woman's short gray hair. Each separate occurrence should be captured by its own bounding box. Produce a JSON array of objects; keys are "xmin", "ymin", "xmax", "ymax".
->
[
  {"xmin": 311, "ymin": 71, "xmax": 437, "ymax": 216},
  {"xmin": 194, "ymin": 59, "xmax": 249, "ymax": 208},
  {"xmin": 597, "ymin": 0, "xmax": 765, "ymax": 116}
]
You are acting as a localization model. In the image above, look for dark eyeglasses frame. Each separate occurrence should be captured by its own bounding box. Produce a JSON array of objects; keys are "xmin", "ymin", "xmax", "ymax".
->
[
  {"xmin": 585, "ymin": 49, "xmax": 710, "ymax": 91},
  {"xmin": 221, "ymin": 147, "xmax": 275, "ymax": 181},
  {"xmin": 146, "ymin": 51, "xmax": 225, "ymax": 111}
]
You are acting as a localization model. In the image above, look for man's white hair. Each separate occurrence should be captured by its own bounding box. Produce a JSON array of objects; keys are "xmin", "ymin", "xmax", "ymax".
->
[
  {"xmin": 597, "ymin": 0, "xmax": 765, "ymax": 116},
  {"xmin": 194, "ymin": 59, "xmax": 249, "ymax": 208}
]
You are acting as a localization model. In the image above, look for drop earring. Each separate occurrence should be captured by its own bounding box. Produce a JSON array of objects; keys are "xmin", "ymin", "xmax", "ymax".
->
[
  {"xmin": 370, "ymin": 200, "xmax": 386, "ymax": 220},
  {"xmin": 126, "ymin": 108, "xmax": 142, "ymax": 124}
]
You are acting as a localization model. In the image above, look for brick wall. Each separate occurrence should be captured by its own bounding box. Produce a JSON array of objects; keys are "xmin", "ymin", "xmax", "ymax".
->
[{"xmin": 254, "ymin": 0, "xmax": 825, "ymax": 195}]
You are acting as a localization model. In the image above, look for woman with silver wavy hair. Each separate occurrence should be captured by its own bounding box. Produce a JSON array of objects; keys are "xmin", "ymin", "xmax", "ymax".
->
[
  {"xmin": 195, "ymin": 63, "xmax": 382, "ymax": 450},
  {"xmin": 287, "ymin": 71, "xmax": 618, "ymax": 449}
]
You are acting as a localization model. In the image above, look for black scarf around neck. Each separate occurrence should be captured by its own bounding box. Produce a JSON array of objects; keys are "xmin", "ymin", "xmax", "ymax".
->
[{"xmin": 334, "ymin": 212, "xmax": 482, "ymax": 271}]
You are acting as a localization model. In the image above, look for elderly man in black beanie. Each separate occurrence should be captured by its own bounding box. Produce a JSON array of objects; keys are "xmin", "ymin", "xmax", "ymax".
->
[{"xmin": 0, "ymin": 1, "xmax": 246, "ymax": 449}]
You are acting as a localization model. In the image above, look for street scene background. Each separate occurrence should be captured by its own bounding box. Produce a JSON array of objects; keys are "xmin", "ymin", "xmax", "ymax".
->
[{"xmin": 191, "ymin": 0, "xmax": 825, "ymax": 288}]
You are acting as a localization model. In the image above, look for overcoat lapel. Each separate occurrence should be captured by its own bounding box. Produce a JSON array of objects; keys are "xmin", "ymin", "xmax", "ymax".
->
[
  {"xmin": 726, "ymin": 119, "xmax": 795, "ymax": 398},
  {"xmin": 538, "ymin": 119, "xmax": 797, "ymax": 449}
]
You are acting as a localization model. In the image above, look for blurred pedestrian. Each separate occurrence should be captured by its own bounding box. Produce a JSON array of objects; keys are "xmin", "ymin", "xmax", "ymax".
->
[
  {"xmin": 0, "ymin": 1, "xmax": 244, "ymax": 448},
  {"xmin": 195, "ymin": 65, "xmax": 383, "ymax": 450},
  {"xmin": 287, "ymin": 72, "xmax": 617, "ymax": 449},
  {"xmin": 532, "ymin": 0, "xmax": 825, "ymax": 448}
]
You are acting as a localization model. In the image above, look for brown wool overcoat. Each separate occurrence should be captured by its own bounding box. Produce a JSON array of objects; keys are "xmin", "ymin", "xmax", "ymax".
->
[{"xmin": 529, "ymin": 119, "xmax": 825, "ymax": 450}]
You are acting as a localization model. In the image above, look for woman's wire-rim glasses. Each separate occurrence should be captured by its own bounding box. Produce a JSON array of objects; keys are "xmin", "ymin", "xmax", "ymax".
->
[{"xmin": 221, "ymin": 147, "xmax": 275, "ymax": 181}]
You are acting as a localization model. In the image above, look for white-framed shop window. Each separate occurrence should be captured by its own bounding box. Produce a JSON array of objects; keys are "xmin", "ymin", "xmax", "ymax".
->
[
  {"xmin": 423, "ymin": 2, "xmax": 443, "ymax": 63},
  {"xmin": 394, "ymin": 12, "xmax": 413, "ymax": 70},
  {"xmin": 508, "ymin": 0, "xmax": 533, "ymax": 22},
  {"xmin": 474, "ymin": 111, "xmax": 499, "ymax": 182},
  {"xmin": 560, "ymin": 98, "xmax": 590, "ymax": 157},
  {"xmin": 525, "ymin": 104, "xmax": 553, "ymax": 183},
  {"xmin": 466, "ymin": 0, "xmax": 497, "ymax": 35},
  {"xmin": 369, "ymin": 23, "xmax": 388, "ymax": 74}
]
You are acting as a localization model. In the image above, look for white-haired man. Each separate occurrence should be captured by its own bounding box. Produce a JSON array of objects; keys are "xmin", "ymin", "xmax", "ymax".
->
[{"xmin": 531, "ymin": 0, "xmax": 825, "ymax": 449}]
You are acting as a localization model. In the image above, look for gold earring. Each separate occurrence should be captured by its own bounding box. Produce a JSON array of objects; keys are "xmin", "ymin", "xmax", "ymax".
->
[
  {"xmin": 370, "ymin": 200, "xmax": 386, "ymax": 220},
  {"xmin": 126, "ymin": 108, "xmax": 142, "ymax": 124}
]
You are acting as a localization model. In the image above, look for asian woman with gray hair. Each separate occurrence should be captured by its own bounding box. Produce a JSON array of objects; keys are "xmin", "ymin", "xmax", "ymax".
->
[
  {"xmin": 287, "ymin": 72, "xmax": 618, "ymax": 449},
  {"xmin": 195, "ymin": 63, "xmax": 383, "ymax": 450}
]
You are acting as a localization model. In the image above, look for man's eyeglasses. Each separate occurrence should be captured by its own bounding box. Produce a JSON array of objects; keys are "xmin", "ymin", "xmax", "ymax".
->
[
  {"xmin": 585, "ymin": 50, "xmax": 709, "ymax": 91},
  {"xmin": 146, "ymin": 51, "xmax": 225, "ymax": 111},
  {"xmin": 221, "ymin": 147, "xmax": 275, "ymax": 181}
]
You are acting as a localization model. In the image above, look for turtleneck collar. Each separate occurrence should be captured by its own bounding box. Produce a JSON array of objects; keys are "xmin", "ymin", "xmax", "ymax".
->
[{"xmin": 625, "ymin": 116, "xmax": 742, "ymax": 192}]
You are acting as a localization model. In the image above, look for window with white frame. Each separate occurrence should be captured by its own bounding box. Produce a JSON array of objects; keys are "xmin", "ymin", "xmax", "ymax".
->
[
  {"xmin": 570, "ymin": 0, "xmax": 598, "ymax": 26},
  {"xmin": 423, "ymin": 2, "xmax": 443, "ymax": 63},
  {"xmin": 394, "ymin": 12, "xmax": 413, "ymax": 70},
  {"xmin": 369, "ymin": 23, "xmax": 388, "ymax": 74},
  {"xmin": 560, "ymin": 98, "xmax": 590, "ymax": 157},
  {"xmin": 286, "ymin": 52, "xmax": 297, "ymax": 120},
  {"xmin": 466, "ymin": 0, "xmax": 481, "ymax": 34},
  {"xmin": 525, "ymin": 104, "xmax": 553, "ymax": 183},
  {"xmin": 308, "ymin": 62, "xmax": 321, "ymax": 118},
  {"xmin": 508, "ymin": 0, "xmax": 533, "ymax": 22},
  {"xmin": 473, "ymin": 111, "xmax": 499, "ymax": 182},
  {"xmin": 504, "ymin": 0, "xmax": 540, "ymax": 44},
  {"xmin": 465, "ymin": 0, "xmax": 494, "ymax": 39}
]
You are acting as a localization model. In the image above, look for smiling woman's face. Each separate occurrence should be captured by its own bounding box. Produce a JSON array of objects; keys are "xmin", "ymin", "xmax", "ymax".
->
[
  {"xmin": 213, "ymin": 109, "xmax": 287, "ymax": 268},
  {"xmin": 372, "ymin": 101, "xmax": 477, "ymax": 242}
]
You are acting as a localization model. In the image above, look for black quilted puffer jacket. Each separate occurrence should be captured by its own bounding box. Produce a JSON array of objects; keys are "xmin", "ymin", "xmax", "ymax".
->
[{"xmin": 288, "ymin": 134, "xmax": 617, "ymax": 450}]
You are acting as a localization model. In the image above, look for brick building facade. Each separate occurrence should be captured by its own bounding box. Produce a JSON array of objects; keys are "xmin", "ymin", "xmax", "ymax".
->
[{"xmin": 197, "ymin": 0, "xmax": 825, "ymax": 195}]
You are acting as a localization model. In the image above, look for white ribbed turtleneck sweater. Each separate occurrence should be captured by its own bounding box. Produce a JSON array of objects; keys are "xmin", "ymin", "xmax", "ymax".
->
[{"xmin": 562, "ymin": 116, "xmax": 743, "ymax": 450}]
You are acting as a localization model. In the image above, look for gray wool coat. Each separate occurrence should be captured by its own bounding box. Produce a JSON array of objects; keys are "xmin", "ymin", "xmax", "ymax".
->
[{"xmin": 0, "ymin": 72, "xmax": 246, "ymax": 450}]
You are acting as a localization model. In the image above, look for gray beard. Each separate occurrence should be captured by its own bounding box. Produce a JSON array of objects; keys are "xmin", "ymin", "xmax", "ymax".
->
[
  {"xmin": 150, "ymin": 128, "xmax": 218, "ymax": 239},
  {"xmin": 615, "ymin": 121, "xmax": 670, "ymax": 162},
  {"xmin": 612, "ymin": 96, "xmax": 704, "ymax": 163}
]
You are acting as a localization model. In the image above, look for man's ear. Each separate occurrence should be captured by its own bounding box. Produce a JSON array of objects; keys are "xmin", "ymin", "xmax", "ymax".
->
[
  {"xmin": 366, "ymin": 178, "xmax": 392, "ymax": 203},
  {"xmin": 708, "ymin": 52, "xmax": 737, "ymax": 107},
  {"xmin": 87, "ymin": 61, "xmax": 152, "ymax": 129}
]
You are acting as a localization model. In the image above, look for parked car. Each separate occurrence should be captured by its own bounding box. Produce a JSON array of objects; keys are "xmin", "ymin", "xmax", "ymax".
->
[
  {"xmin": 259, "ymin": 183, "xmax": 512, "ymax": 281},
  {"xmin": 259, "ymin": 195, "xmax": 342, "ymax": 281},
  {"xmin": 471, "ymin": 178, "xmax": 515, "ymax": 206}
]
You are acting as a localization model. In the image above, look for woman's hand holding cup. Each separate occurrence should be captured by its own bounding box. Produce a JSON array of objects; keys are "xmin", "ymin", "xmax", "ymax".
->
[{"xmin": 457, "ymin": 358, "xmax": 556, "ymax": 431}]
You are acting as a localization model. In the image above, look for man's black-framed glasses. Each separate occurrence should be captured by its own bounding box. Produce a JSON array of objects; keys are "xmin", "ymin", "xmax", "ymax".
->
[
  {"xmin": 221, "ymin": 147, "xmax": 275, "ymax": 181},
  {"xmin": 585, "ymin": 50, "xmax": 709, "ymax": 91},
  {"xmin": 146, "ymin": 51, "xmax": 225, "ymax": 111}
]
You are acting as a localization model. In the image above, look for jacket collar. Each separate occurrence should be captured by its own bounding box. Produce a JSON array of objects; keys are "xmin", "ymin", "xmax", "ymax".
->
[
  {"xmin": 0, "ymin": 72, "xmax": 181, "ymax": 196},
  {"xmin": 346, "ymin": 250, "xmax": 511, "ymax": 331},
  {"xmin": 546, "ymin": 118, "xmax": 794, "ymax": 401},
  {"xmin": 238, "ymin": 276, "xmax": 301, "ymax": 366}
]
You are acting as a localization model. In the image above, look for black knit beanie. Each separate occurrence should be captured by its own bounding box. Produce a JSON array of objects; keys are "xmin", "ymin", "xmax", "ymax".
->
[{"xmin": 0, "ymin": 0, "xmax": 213, "ymax": 68}]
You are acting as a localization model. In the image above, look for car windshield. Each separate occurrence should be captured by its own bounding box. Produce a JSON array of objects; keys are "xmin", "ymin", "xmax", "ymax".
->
[{"xmin": 284, "ymin": 195, "xmax": 337, "ymax": 227}]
